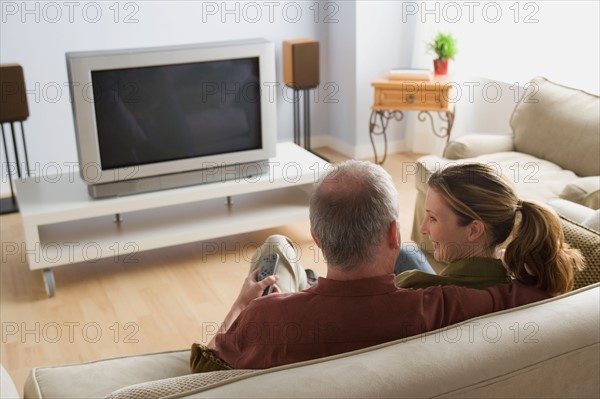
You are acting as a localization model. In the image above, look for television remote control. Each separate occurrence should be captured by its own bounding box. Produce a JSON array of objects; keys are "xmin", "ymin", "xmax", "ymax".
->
[{"xmin": 256, "ymin": 253, "xmax": 280, "ymax": 296}]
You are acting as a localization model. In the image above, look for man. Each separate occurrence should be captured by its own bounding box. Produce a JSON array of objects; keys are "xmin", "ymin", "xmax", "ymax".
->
[{"xmin": 202, "ymin": 160, "xmax": 549, "ymax": 370}]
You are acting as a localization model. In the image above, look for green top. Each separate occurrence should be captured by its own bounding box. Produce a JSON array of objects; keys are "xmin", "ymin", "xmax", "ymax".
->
[{"xmin": 395, "ymin": 257, "xmax": 512, "ymax": 289}]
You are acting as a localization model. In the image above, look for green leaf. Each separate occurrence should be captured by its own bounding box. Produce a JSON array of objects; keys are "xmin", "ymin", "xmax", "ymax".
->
[{"xmin": 428, "ymin": 32, "xmax": 458, "ymax": 60}]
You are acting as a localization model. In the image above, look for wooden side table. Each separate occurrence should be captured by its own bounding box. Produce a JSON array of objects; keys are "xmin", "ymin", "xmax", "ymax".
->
[{"xmin": 369, "ymin": 77, "xmax": 455, "ymax": 164}]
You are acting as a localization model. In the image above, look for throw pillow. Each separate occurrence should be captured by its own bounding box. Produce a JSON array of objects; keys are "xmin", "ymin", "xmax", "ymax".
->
[
  {"xmin": 560, "ymin": 176, "xmax": 600, "ymax": 210},
  {"xmin": 105, "ymin": 369, "xmax": 255, "ymax": 399},
  {"xmin": 560, "ymin": 216, "xmax": 600, "ymax": 289}
]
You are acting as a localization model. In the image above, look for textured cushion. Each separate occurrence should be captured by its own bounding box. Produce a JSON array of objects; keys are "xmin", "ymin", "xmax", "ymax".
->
[
  {"xmin": 106, "ymin": 370, "xmax": 255, "ymax": 399},
  {"xmin": 560, "ymin": 216, "xmax": 600, "ymax": 289},
  {"xmin": 510, "ymin": 76, "xmax": 600, "ymax": 177},
  {"xmin": 560, "ymin": 176, "xmax": 600, "ymax": 209}
]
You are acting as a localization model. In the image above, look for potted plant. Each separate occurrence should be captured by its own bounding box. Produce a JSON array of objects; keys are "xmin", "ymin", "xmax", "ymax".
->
[{"xmin": 428, "ymin": 32, "xmax": 457, "ymax": 75}]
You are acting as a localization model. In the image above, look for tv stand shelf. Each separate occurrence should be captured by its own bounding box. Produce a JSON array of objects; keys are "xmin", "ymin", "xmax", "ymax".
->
[{"xmin": 14, "ymin": 143, "xmax": 329, "ymax": 297}]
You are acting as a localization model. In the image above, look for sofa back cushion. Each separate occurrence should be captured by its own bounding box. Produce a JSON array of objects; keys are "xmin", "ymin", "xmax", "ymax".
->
[{"xmin": 510, "ymin": 76, "xmax": 600, "ymax": 177}]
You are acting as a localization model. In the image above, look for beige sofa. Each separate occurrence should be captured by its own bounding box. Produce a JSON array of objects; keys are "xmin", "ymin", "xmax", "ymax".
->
[
  {"xmin": 412, "ymin": 76, "xmax": 600, "ymax": 254},
  {"xmin": 18, "ymin": 283, "xmax": 600, "ymax": 398}
]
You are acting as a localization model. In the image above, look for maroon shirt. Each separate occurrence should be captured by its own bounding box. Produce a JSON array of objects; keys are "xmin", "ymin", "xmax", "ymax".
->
[{"xmin": 214, "ymin": 274, "xmax": 549, "ymax": 369}]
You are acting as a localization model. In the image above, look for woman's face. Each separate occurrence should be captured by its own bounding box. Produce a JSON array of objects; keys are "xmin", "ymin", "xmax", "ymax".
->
[{"xmin": 420, "ymin": 188, "xmax": 476, "ymax": 262}]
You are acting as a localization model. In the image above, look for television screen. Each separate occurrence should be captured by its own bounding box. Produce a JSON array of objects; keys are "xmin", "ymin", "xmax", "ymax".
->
[
  {"xmin": 67, "ymin": 39, "xmax": 276, "ymax": 197},
  {"xmin": 91, "ymin": 58, "xmax": 262, "ymax": 170}
]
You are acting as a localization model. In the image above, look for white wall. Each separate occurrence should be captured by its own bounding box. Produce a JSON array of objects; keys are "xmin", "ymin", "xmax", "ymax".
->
[
  {"xmin": 322, "ymin": 1, "xmax": 418, "ymax": 158},
  {"xmin": 320, "ymin": 1, "xmax": 356, "ymax": 155}
]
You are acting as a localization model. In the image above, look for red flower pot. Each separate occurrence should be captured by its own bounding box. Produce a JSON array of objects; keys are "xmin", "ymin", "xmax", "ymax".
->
[{"xmin": 433, "ymin": 59, "xmax": 449, "ymax": 75}]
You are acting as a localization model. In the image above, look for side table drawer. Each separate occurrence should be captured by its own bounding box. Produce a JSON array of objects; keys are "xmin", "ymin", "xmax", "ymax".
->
[{"xmin": 373, "ymin": 83, "xmax": 451, "ymax": 111}]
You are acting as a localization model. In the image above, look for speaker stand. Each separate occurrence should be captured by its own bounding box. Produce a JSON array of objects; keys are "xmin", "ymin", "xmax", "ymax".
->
[
  {"xmin": 291, "ymin": 89, "xmax": 329, "ymax": 162},
  {"xmin": 1, "ymin": 121, "xmax": 31, "ymax": 214},
  {"xmin": 302, "ymin": 88, "xmax": 311, "ymax": 151},
  {"xmin": 293, "ymin": 90, "xmax": 301, "ymax": 146}
]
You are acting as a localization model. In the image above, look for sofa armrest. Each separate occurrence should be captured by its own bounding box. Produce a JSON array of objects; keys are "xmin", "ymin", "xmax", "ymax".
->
[
  {"xmin": 24, "ymin": 350, "xmax": 191, "ymax": 399},
  {"xmin": 443, "ymin": 133, "xmax": 515, "ymax": 160},
  {"xmin": 559, "ymin": 176, "xmax": 600, "ymax": 210},
  {"xmin": 1, "ymin": 364, "xmax": 18, "ymax": 399}
]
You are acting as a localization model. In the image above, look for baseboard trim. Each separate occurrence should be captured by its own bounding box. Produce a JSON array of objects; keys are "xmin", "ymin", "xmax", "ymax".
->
[{"xmin": 309, "ymin": 135, "xmax": 409, "ymax": 160}]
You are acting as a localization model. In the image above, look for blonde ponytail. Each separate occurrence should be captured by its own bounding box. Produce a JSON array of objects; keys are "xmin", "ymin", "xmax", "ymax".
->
[{"xmin": 503, "ymin": 200, "xmax": 584, "ymax": 296}]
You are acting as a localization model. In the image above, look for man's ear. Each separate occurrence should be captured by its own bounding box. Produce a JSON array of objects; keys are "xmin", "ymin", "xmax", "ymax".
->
[
  {"xmin": 310, "ymin": 228, "xmax": 321, "ymax": 248},
  {"xmin": 467, "ymin": 220, "xmax": 485, "ymax": 242},
  {"xmin": 388, "ymin": 220, "xmax": 401, "ymax": 249}
]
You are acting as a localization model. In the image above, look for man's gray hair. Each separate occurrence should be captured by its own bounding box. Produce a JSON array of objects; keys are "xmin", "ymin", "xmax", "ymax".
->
[{"xmin": 309, "ymin": 160, "xmax": 399, "ymax": 270}]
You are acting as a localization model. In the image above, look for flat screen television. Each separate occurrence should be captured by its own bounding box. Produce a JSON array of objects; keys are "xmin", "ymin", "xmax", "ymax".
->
[{"xmin": 66, "ymin": 38, "xmax": 277, "ymax": 198}]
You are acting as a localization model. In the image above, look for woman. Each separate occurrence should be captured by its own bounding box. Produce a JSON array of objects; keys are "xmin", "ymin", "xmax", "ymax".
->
[{"xmin": 396, "ymin": 163, "xmax": 583, "ymax": 296}]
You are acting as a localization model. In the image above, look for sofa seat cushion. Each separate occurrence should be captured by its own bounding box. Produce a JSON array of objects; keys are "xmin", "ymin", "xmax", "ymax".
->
[
  {"xmin": 416, "ymin": 152, "xmax": 578, "ymax": 204},
  {"xmin": 548, "ymin": 198, "xmax": 596, "ymax": 224},
  {"xmin": 583, "ymin": 210, "xmax": 600, "ymax": 232}
]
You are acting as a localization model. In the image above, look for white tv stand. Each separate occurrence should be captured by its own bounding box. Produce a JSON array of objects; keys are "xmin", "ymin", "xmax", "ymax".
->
[{"xmin": 14, "ymin": 143, "xmax": 329, "ymax": 297}]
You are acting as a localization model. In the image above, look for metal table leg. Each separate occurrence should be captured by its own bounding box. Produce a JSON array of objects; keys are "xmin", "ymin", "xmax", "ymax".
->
[{"xmin": 369, "ymin": 110, "xmax": 404, "ymax": 165}]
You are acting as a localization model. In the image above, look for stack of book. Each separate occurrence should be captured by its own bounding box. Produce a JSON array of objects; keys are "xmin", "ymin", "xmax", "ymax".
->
[{"xmin": 388, "ymin": 68, "xmax": 433, "ymax": 81}]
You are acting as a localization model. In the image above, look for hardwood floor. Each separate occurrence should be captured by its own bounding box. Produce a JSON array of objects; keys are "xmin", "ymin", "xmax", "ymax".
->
[{"xmin": 0, "ymin": 147, "xmax": 423, "ymax": 395}]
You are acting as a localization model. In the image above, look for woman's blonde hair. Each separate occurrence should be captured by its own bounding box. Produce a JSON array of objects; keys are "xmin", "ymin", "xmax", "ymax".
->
[{"xmin": 427, "ymin": 163, "xmax": 583, "ymax": 296}]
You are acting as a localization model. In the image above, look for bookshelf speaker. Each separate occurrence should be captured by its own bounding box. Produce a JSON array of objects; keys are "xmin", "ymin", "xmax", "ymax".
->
[
  {"xmin": 0, "ymin": 64, "xmax": 29, "ymax": 123},
  {"xmin": 283, "ymin": 39, "xmax": 319, "ymax": 89}
]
